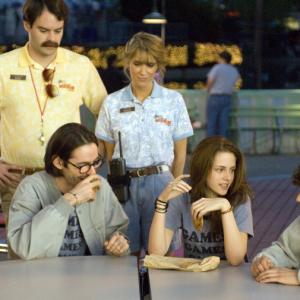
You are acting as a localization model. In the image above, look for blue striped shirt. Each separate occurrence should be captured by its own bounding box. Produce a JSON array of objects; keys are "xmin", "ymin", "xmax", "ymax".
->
[{"xmin": 95, "ymin": 81, "xmax": 193, "ymax": 168}]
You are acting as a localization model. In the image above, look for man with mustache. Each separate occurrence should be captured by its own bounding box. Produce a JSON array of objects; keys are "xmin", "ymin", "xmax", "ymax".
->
[
  {"xmin": 8, "ymin": 123, "xmax": 129, "ymax": 259},
  {"xmin": 0, "ymin": 0, "xmax": 107, "ymax": 225}
]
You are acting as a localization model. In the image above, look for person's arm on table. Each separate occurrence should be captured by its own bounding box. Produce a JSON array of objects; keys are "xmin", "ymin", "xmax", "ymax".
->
[
  {"xmin": 100, "ymin": 178, "xmax": 129, "ymax": 256},
  {"xmin": 255, "ymin": 267, "xmax": 300, "ymax": 285},
  {"xmin": 191, "ymin": 197, "xmax": 248, "ymax": 265},
  {"xmin": 221, "ymin": 207, "xmax": 248, "ymax": 266},
  {"xmin": 252, "ymin": 255, "xmax": 300, "ymax": 285},
  {"xmin": 104, "ymin": 232, "xmax": 129, "ymax": 256},
  {"xmin": 251, "ymin": 216, "xmax": 300, "ymax": 285},
  {"xmin": 148, "ymin": 175, "xmax": 191, "ymax": 255}
]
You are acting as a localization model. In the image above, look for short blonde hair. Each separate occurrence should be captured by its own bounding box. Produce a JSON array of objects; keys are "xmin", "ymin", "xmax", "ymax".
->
[{"xmin": 123, "ymin": 32, "xmax": 167, "ymax": 78}]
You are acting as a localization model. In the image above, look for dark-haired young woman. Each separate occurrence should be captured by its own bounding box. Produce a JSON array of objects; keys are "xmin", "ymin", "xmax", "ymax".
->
[{"xmin": 149, "ymin": 136, "xmax": 253, "ymax": 266}]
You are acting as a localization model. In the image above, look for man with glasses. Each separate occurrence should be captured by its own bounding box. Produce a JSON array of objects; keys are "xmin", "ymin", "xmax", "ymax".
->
[
  {"xmin": 8, "ymin": 123, "xmax": 129, "ymax": 259},
  {"xmin": 0, "ymin": 0, "xmax": 107, "ymax": 223}
]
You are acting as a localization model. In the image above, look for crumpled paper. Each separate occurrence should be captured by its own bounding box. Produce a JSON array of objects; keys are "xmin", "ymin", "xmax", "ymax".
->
[
  {"xmin": 144, "ymin": 254, "xmax": 220, "ymax": 272},
  {"xmin": 192, "ymin": 216, "xmax": 203, "ymax": 231}
]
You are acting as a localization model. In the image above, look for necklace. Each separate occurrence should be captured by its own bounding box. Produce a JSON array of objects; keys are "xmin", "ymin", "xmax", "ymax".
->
[{"xmin": 29, "ymin": 66, "xmax": 53, "ymax": 146}]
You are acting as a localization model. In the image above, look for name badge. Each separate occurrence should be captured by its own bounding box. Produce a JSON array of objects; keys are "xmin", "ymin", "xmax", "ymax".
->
[
  {"xmin": 10, "ymin": 74, "xmax": 26, "ymax": 80},
  {"xmin": 120, "ymin": 107, "xmax": 135, "ymax": 113}
]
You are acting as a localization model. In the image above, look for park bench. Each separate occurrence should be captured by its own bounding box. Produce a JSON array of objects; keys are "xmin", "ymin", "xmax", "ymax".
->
[{"xmin": 229, "ymin": 104, "xmax": 300, "ymax": 153}]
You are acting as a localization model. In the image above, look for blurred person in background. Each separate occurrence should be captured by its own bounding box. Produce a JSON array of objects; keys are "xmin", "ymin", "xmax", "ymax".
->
[{"xmin": 206, "ymin": 50, "xmax": 240, "ymax": 137}]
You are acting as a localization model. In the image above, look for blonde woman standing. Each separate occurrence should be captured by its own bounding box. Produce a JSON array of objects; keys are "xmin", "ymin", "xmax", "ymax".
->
[{"xmin": 95, "ymin": 32, "xmax": 193, "ymax": 254}]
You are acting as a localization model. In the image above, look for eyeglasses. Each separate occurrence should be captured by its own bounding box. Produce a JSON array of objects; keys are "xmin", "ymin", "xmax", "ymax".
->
[
  {"xmin": 42, "ymin": 68, "xmax": 59, "ymax": 98},
  {"xmin": 66, "ymin": 155, "xmax": 104, "ymax": 174}
]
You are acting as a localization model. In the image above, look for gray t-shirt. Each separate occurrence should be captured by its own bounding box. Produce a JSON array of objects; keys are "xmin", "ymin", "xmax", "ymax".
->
[
  {"xmin": 165, "ymin": 194, "xmax": 253, "ymax": 259},
  {"xmin": 208, "ymin": 63, "xmax": 240, "ymax": 95},
  {"xmin": 59, "ymin": 210, "xmax": 88, "ymax": 256}
]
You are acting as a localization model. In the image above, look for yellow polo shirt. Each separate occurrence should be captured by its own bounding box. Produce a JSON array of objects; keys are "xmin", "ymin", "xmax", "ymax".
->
[{"xmin": 0, "ymin": 44, "xmax": 107, "ymax": 168}]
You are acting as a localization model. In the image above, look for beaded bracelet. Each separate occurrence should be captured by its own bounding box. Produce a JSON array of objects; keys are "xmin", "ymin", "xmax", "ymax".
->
[
  {"xmin": 155, "ymin": 198, "xmax": 169, "ymax": 213},
  {"xmin": 220, "ymin": 206, "xmax": 232, "ymax": 215}
]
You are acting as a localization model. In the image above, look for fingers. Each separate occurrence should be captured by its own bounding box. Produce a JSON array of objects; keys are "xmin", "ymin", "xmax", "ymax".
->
[
  {"xmin": 159, "ymin": 176, "xmax": 191, "ymax": 202},
  {"xmin": 251, "ymin": 256, "xmax": 273, "ymax": 277},
  {"xmin": 255, "ymin": 268, "xmax": 299, "ymax": 285},
  {"xmin": 168, "ymin": 175, "xmax": 191, "ymax": 192},
  {"xmin": 255, "ymin": 268, "xmax": 287, "ymax": 284},
  {"xmin": 81, "ymin": 174, "xmax": 100, "ymax": 186},
  {"xmin": 89, "ymin": 176, "xmax": 101, "ymax": 192},
  {"xmin": 170, "ymin": 181, "xmax": 191, "ymax": 193},
  {"xmin": 5, "ymin": 172, "xmax": 22, "ymax": 184},
  {"xmin": 105, "ymin": 233, "xmax": 129, "ymax": 256},
  {"xmin": 251, "ymin": 256, "xmax": 273, "ymax": 279},
  {"xmin": 191, "ymin": 199, "xmax": 208, "ymax": 219},
  {"xmin": 256, "ymin": 269, "xmax": 278, "ymax": 283},
  {"xmin": 191, "ymin": 197, "xmax": 228, "ymax": 219},
  {"xmin": 0, "ymin": 163, "xmax": 22, "ymax": 187},
  {"xmin": 71, "ymin": 175, "xmax": 101, "ymax": 204}
]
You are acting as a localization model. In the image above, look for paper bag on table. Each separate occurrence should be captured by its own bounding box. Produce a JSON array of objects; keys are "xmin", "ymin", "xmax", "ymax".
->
[{"xmin": 144, "ymin": 254, "xmax": 220, "ymax": 272}]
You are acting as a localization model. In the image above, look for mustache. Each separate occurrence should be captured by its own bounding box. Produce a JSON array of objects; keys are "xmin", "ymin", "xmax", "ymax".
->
[{"xmin": 41, "ymin": 41, "xmax": 59, "ymax": 48}]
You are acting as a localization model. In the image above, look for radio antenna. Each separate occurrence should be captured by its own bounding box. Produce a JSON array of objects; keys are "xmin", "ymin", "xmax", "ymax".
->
[{"xmin": 118, "ymin": 131, "xmax": 123, "ymax": 158}]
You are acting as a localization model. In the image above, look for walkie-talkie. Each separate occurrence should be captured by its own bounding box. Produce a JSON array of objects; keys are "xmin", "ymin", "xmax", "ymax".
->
[{"xmin": 108, "ymin": 132, "xmax": 129, "ymax": 203}]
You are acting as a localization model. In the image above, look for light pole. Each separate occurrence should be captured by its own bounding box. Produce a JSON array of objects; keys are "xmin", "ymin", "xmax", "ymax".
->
[{"xmin": 142, "ymin": 0, "xmax": 167, "ymax": 44}]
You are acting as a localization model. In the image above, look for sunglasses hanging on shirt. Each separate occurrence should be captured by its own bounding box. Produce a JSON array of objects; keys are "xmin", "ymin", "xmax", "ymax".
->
[
  {"xmin": 29, "ymin": 66, "xmax": 59, "ymax": 146},
  {"xmin": 42, "ymin": 68, "xmax": 59, "ymax": 98}
]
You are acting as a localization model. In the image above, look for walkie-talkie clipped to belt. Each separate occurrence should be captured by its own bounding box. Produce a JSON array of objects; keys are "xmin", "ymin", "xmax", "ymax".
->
[{"xmin": 107, "ymin": 132, "xmax": 130, "ymax": 204}]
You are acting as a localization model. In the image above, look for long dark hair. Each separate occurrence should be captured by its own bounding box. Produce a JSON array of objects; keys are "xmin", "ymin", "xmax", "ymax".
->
[
  {"xmin": 44, "ymin": 123, "xmax": 98, "ymax": 177},
  {"xmin": 190, "ymin": 136, "xmax": 252, "ymax": 231}
]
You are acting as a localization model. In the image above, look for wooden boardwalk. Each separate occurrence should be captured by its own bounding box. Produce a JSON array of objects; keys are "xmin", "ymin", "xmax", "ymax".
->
[{"xmin": 248, "ymin": 177, "xmax": 300, "ymax": 260}]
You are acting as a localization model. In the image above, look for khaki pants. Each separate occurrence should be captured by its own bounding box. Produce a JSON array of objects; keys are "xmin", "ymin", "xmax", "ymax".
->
[
  {"xmin": 1, "ymin": 186, "xmax": 16, "ymax": 224},
  {"xmin": 1, "ymin": 186, "xmax": 19, "ymax": 259}
]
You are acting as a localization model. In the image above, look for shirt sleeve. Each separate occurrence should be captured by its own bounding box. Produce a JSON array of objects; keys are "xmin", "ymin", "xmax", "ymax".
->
[
  {"xmin": 82, "ymin": 58, "xmax": 107, "ymax": 116},
  {"xmin": 7, "ymin": 178, "xmax": 74, "ymax": 260},
  {"xmin": 103, "ymin": 180, "xmax": 129, "ymax": 240},
  {"xmin": 233, "ymin": 199, "xmax": 254, "ymax": 237},
  {"xmin": 257, "ymin": 216, "xmax": 300, "ymax": 269},
  {"xmin": 165, "ymin": 194, "xmax": 187, "ymax": 231},
  {"xmin": 172, "ymin": 92, "xmax": 194, "ymax": 141},
  {"xmin": 95, "ymin": 97, "xmax": 115, "ymax": 143},
  {"xmin": 100, "ymin": 179, "xmax": 129, "ymax": 255},
  {"xmin": 0, "ymin": 67, "xmax": 3, "ymax": 109},
  {"xmin": 207, "ymin": 65, "xmax": 218, "ymax": 80}
]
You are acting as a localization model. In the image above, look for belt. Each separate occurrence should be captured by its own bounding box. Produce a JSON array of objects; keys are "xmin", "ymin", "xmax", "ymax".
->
[
  {"xmin": 9, "ymin": 167, "xmax": 44, "ymax": 176},
  {"xmin": 128, "ymin": 165, "xmax": 169, "ymax": 178}
]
